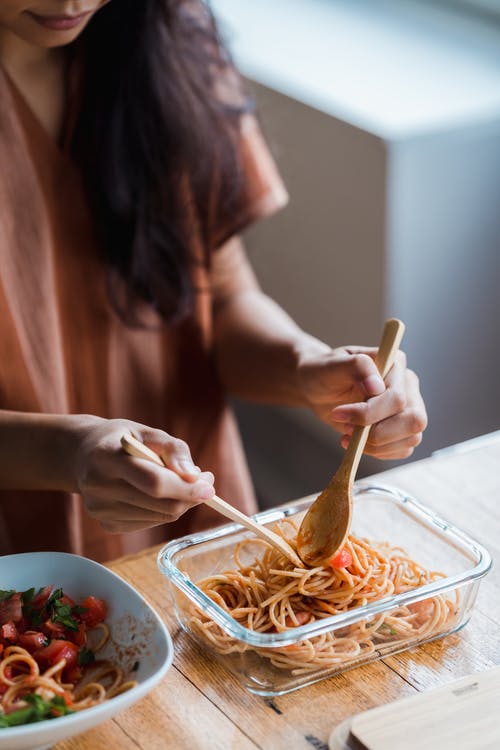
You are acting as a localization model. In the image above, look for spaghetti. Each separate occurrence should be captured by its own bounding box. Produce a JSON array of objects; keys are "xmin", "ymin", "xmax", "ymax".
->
[
  {"xmin": 189, "ymin": 521, "xmax": 458, "ymax": 674},
  {"xmin": 0, "ymin": 586, "xmax": 137, "ymax": 727}
]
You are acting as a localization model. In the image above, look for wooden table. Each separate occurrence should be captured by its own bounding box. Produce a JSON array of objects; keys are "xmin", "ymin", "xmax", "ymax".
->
[{"xmin": 56, "ymin": 434, "xmax": 500, "ymax": 750}]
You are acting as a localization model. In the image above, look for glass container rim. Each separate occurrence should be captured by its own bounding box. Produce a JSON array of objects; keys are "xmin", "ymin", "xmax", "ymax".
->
[{"xmin": 157, "ymin": 482, "xmax": 492, "ymax": 647}]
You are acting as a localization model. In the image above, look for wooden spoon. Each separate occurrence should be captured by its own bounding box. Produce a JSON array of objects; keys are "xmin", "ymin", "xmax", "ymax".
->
[
  {"xmin": 121, "ymin": 433, "xmax": 304, "ymax": 567},
  {"xmin": 296, "ymin": 318, "xmax": 405, "ymax": 567}
]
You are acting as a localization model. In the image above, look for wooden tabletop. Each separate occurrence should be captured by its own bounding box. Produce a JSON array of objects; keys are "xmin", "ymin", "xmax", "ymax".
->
[{"xmin": 56, "ymin": 433, "xmax": 500, "ymax": 750}]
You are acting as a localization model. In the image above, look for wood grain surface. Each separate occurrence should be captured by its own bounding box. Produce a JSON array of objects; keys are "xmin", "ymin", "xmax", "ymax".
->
[{"xmin": 55, "ymin": 435, "xmax": 500, "ymax": 750}]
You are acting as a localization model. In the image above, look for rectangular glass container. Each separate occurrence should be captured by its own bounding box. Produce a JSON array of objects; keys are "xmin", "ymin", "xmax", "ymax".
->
[{"xmin": 157, "ymin": 483, "xmax": 491, "ymax": 696}]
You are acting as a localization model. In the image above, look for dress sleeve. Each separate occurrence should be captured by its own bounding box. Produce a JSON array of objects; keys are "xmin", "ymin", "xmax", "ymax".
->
[{"xmin": 210, "ymin": 112, "xmax": 289, "ymax": 250}]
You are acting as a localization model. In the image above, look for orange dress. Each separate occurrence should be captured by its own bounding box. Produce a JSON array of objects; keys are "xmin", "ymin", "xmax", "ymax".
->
[{"xmin": 0, "ymin": 68, "xmax": 288, "ymax": 561}]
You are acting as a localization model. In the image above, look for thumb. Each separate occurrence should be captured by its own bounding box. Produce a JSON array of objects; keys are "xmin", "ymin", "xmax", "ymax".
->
[
  {"xmin": 346, "ymin": 352, "xmax": 385, "ymax": 397},
  {"xmin": 136, "ymin": 428, "xmax": 201, "ymax": 482}
]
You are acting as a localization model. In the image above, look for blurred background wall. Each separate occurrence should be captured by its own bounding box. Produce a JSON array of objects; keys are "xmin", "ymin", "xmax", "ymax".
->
[{"xmin": 210, "ymin": 0, "xmax": 500, "ymax": 508}]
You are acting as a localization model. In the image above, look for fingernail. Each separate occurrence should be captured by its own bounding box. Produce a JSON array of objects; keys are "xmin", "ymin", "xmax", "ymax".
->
[
  {"xmin": 179, "ymin": 461, "xmax": 200, "ymax": 475},
  {"xmin": 196, "ymin": 482, "xmax": 215, "ymax": 499},
  {"xmin": 331, "ymin": 408, "xmax": 350, "ymax": 422},
  {"xmin": 341, "ymin": 436, "xmax": 349, "ymax": 449},
  {"xmin": 363, "ymin": 374, "xmax": 385, "ymax": 395}
]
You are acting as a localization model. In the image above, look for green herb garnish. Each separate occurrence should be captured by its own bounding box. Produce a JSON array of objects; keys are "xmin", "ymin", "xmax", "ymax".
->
[
  {"xmin": 0, "ymin": 694, "xmax": 74, "ymax": 728},
  {"xmin": 47, "ymin": 589, "xmax": 79, "ymax": 632},
  {"xmin": 380, "ymin": 623, "xmax": 397, "ymax": 636},
  {"xmin": 21, "ymin": 587, "xmax": 35, "ymax": 605},
  {"xmin": 78, "ymin": 648, "xmax": 95, "ymax": 666},
  {"xmin": 0, "ymin": 590, "xmax": 15, "ymax": 602}
]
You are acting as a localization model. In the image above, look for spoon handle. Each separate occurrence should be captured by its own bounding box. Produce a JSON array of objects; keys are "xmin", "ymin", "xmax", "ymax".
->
[
  {"xmin": 340, "ymin": 318, "xmax": 405, "ymax": 483},
  {"xmin": 120, "ymin": 434, "xmax": 303, "ymax": 567}
]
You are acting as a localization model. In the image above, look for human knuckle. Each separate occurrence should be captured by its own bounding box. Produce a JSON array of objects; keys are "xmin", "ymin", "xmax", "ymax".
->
[
  {"xmin": 173, "ymin": 438, "xmax": 189, "ymax": 454},
  {"xmin": 407, "ymin": 408, "xmax": 427, "ymax": 433},
  {"xmin": 409, "ymin": 432, "xmax": 423, "ymax": 448},
  {"xmin": 367, "ymin": 427, "xmax": 383, "ymax": 447},
  {"xmin": 353, "ymin": 352, "xmax": 372, "ymax": 375},
  {"xmin": 392, "ymin": 389, "xmax": 407, "ymax": 412},
  {"xmin": 396, "ymin": 350, "xmax": 407, "ymax": 367},
  {"xmin": 400, "ymin": 446, "xmax": 415, "ymax": 459},
  {"xmin": 406, "ymin": 368, "xmax": 420, "ymax": 388},
  {"xmin": 190, "ymin": 483, "xmax": 204, "ymax": 499}
]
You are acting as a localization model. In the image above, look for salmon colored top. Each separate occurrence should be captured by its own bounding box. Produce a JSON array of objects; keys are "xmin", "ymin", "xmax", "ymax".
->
[{"xmin": 0, "ymin": 68, "xmax": 288, "ymax": 562}]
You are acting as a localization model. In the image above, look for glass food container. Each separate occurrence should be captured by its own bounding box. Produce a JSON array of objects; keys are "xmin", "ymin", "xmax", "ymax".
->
[{"xmin": 157, "ymin": 484, "xmax": 491, "ymax": 696}]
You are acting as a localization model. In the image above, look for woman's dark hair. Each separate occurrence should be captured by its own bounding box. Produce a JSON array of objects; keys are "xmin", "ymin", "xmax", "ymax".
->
[{"xmin": 72, "ymin": 0, "xmax": 251, "ymax": 325}]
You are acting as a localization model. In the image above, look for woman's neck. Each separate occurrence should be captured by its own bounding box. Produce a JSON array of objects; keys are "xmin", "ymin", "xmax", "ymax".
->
[
  {"xmin": 0, "ymin": 27, "xmax": 60, "ymax": 76},
  {"xmin": 0, "ymin": 28, "xmax": 66, "ymax": 143}
]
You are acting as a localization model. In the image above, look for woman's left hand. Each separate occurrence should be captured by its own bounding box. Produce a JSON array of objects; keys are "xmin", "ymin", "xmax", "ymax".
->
[{"xmin": 297, "ymin": 346, "xmax": 427, "ymax": 459}]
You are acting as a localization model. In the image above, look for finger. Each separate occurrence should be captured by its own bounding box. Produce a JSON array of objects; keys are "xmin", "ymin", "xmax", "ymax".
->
[
  {"xmin": 340, "ymin": 432, "xmax": 422, "ymax": 458},
  {"xmin": 198, "ymin": 471, "xmax": 215, "ymax": 485},
  {"xmin": 365, "ymin": 433, "xmax": 423, "ymax": 459},
  {"xmin": 114, "ymin": 457, "xmax": 215, "ymax": 506},
  {"xmin": 334, "ymin": 352, "xmax": 386, "ymax": 398},
  {"xmin": 85, "ymin": 495, "xmax": 172, "ymax": 526},
  {"xmin": 367, "ymin": 408, "xmax": 427, "ymax": 449},
  {"xmin": 85, "ymin": 478, "xmax": 205, "ymax": 516},
  {"xmin": 134, "ymin": 428, "xmax": 200, "ymax": 481},
  {"xmin": 307, "ymin": 352, "xmax": 386, "ymax": 408},
  {"xmin": 330, "ymin": 356, "xmax": 407, "ymax": 426},
  {"xmin": 366, "ymin": 371, "xmax": 427, "ymax": 447}
]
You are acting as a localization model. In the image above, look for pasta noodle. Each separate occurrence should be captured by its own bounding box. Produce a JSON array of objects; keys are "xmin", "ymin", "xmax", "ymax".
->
[
  {"xmin": 0, "ymin": 587, "xmax": 137, "ymax": 727},
  {"xmin": 189, "ymin": 521, "xmax": 458, "ymax": 674}
]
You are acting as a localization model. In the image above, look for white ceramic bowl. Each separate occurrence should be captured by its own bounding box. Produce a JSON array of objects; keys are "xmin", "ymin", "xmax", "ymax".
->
[{"xmin": 0, "ymin": 551, "xmax": 173, "ymax": 750}]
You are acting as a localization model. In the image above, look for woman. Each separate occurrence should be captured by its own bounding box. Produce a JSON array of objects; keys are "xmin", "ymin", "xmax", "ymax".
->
[{"xmin": 0, "ymin": 0, "xmax": 427, "ymax": 561}]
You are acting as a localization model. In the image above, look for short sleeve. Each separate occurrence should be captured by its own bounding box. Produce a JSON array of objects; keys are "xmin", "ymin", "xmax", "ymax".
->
[{"xmin": 211, "ymin": 112, "xmax": 289, "ymax": 250}]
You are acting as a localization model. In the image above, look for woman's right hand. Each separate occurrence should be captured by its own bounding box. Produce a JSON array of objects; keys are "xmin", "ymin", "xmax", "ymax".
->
[{"xmin": 71, "ymin": 416, "xmax": 215, "ymax": 533}]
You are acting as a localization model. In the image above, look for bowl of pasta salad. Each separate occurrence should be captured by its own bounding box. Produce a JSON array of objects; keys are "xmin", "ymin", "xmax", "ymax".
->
[{"xmin": 0, "ymin": 551, "xmax": 173, "ymax": 750}]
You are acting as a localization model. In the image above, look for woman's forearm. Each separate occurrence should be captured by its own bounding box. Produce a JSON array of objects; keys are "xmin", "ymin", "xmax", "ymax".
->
[
  {"xmin": 0, "ymin": 411, "xmax": 98, "ymax": 491},
  {"xmin": 213, "ymin": 288, "xmax": 331, "ymax": 405}
]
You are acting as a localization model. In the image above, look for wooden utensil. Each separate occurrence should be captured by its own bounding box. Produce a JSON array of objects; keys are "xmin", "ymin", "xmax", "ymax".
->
[
  {"xmin": 338, "ymin": 665, "xmax": 500, "ymax": 750},
  {"xmin": 297, "ymin": 318, "xmax": 405, "ymax": 567},
  {"xmin": 121, "ymin": 434, "xmax": 303, "ymax": 567}
]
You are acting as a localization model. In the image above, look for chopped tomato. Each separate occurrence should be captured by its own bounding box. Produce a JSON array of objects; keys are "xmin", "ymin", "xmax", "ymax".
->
[
  {"xmin": 18, "ymin": 631, "xmax": 48, "ymax": 652},
  {"xmin": 408, "ymin": 599, "xmax": 434, "ymax": 626},
  {"xmin": 1, "ymin": 621, "xmax": 18, "ymax": 641},
  {"xmin": 30, "ymin": 586, "xmax": 53, "ymax": 609},
  {"xmin": 16, "ymin": 615, "xmax": 30, "ymax": 634},
  {"xmin": 42, "ymin": 619, "xmax": 66, "ymax": 638},
  {"xmin": 70, "ymin": 622, "xmax": 87, "ymax": 647},
  {"xmin": 65, "ymin": 665, "xmax": 83, "ymax": 684},
  {"xmin": 79, "ymin": 596, "xmax": 107, "ymax": 628},
  {"xmin": 35, "ymin": 639, "xmax": 79, "ymax": 672},
  {"xmin": 329, "ymin": 549, "xmax": 353, "ymax": 569},
  {"xmin": 0, "ymin": 592, "xmax": 22, "ymax": 625},
  {"xmin": 284, "ymin": 611, "xmax": 310, "ymax": 628}
]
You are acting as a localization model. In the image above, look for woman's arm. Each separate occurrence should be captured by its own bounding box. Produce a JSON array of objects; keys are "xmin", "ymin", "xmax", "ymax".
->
[
  {"xmin": 212, "ymin": 237, "xmax": 427, "ymax": 459},
  {"xmin": 211, "ymin": 237, "xmax": 330, "ymax": 406},
  {"xmin": 0, "ymin": 411, "xmax": 215, "ymax": 531}
]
